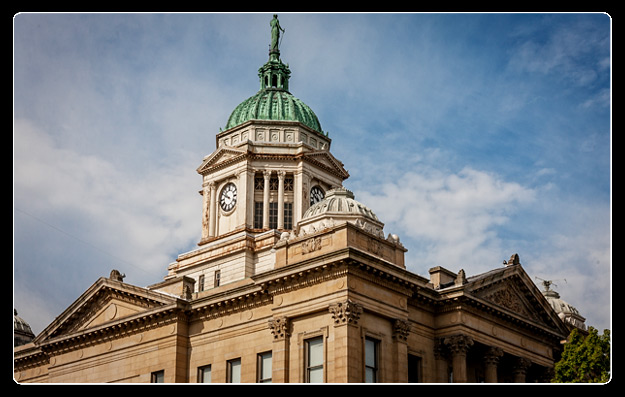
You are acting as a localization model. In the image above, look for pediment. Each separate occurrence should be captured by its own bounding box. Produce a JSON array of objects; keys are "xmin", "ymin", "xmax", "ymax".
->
[
  {"xmin": 466, "ymin": 265, "xmax": 569, "ymax": 334},
  {"xmin": 197, "ymin": 147, "xmax": 247, "ymax": 175},
  {"xmin": 34, "ymin": 277, "xmax": 179, "ymax": 344},
  {"xmin": 475, "ymin": 279, "xmax": 546, "ymax": 324},
  {"xmin": 302, "ymin": 150, "xmax": 350, "ymax": 180}
]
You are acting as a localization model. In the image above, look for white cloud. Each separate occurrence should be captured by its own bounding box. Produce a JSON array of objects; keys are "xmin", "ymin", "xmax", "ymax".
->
[
  {"xmin": 357, "ymin": 166, "xmax": 536, "ymax": 274},
  {"xmin": 14, "ymin": 118, "xmax": 201, "ymax": 283}
]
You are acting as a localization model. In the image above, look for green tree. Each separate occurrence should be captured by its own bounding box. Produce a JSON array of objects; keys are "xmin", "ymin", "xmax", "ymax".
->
[{"xmin": 552, "ymin": 326, "xmax": 610, "ymax": 383}]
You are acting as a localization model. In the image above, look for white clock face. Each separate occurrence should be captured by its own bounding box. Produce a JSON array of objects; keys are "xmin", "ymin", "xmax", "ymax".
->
[
  {"xmin": 310, "ymin": 186, "xmax": 325, "ymax": 206},
  {"xmin": 220, "ymin": 182, "xmax": 237, "ymax": 212}
]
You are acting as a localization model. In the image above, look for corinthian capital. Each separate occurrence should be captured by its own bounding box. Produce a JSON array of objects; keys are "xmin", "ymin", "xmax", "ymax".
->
[{"xmin": 329, "ymin": 299, "xmax": 363, "ymax": 326}]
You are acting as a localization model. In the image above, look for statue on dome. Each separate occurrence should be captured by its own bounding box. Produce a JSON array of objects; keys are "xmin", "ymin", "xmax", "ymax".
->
[{"xmin": 270, "ymin": 14, "xmax": 284, "ymax": 53}]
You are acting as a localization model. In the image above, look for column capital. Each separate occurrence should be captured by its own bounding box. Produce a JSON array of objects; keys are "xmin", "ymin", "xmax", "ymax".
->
[
  {"xmin": 444, "ymin": 334, "xmax": 474, "ymax": 356},
  {"xmin": 268, "ymin": 316, "xmax": 290, "ymax": 340},
  {"xmin": 512, "ymin": 357, "xmax": 532, "ymax": 374},
  {"xmin": 392, "ymin": 319, "xmax": 410, "ymax": 342},
  {"xmin": 484, "ymin": 346, "xmax": 504, "ymax": 365},
  {"xmin": 263, "ymin": 170, "xmax": 272, "ymax": 179},
  {"xmin": 277, "ymin": 170, "xmax": 286, "ymax": 179},
  {"xmin": 329, "ymin": 299, "xmax": 363, "ymax": 326}
]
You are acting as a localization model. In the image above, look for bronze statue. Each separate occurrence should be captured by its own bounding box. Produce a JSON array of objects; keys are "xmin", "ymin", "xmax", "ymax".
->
[{"xmin": 270, "ymin": 14, "xmax": 284, "ymax": 53}]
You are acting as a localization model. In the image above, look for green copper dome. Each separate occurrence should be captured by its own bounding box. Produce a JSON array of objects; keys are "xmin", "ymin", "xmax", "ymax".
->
[
  {"xmin": 224, "ymin": 15, "xmax": 323, "ymax": 134},
  {"xmin": 225, "ymin": 87, "xmax": 323, "ymax": 133}
]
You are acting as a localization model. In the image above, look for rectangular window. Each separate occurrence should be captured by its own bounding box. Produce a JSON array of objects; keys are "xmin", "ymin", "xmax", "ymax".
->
[
  {"xmin": 214, "ymin": 270, "xmax": 221, "ymax": 287},
  {"xmin": 198, "ymin": 275, "xmax": 205, "ymax": 292},
  {"xmin": 269, "ymin": 202, "xmax": 278, "ymax": 229},
  {"xmin": 254, "ymin": 176, "xmax": 264, "ymax": 190},
  {"xmin": 257, "ymin": 352, "xmax": 272, "ymax": 383},
  {"xmin": 284, "ymin": 202, "xmax": 293, "ymax": 230},
  {"xmin": 227, "ymin": 358, "xmax": 241, "ymax": 383},
  {"xmin": 365, "ymin": 337, "xmax": 379, "ymax": 383},
  {"xmin": 254, "ymin": 201, "xmax": 263, "ymax": 229},
  {"xmin": 284, "ymin": 177, "xmax": 294, "ymax": 191},
  {"xmin": 198, "ymin": 365, "xmax": 211, "ymax": 383},
  {"xmin": 305, "ymin": 336, "xmax": 324, "ymax": 383},
  {"xmin": 151, "ymin": 370, "xmax": 164, "ymax": 383}
]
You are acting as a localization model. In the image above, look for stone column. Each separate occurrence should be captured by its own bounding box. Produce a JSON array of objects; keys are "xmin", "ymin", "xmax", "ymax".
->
[
  {"xmin": 268, "ymin": 316, "xmax": 290, "ymax": 383},
  {"xmin": 433, "ymin": 338, "xmax": 449, "ymax": 383},
  {"xmin": 329, "ymin": 299, "xmax": 363, "ymax": 382},
  {"xmin": 208, "ymin": 182, "xmax": 216, "ymax": 237},
  {"xmin": 392, "ymin": 319, "xmax": 410, "ymax": 382},
  {"xmin": 512, "ymin": 357, "xmax": 532, "ymax": 383},
  {"xmin": 201, "ymin": 181, "xmax": 210, "ymax": 240},
  {"xmin": 262, "ymin": 170, "xmax": 271, "ymax": 229},
  {"xmin": 484, "ymin": 346, "xmax": 503, "ymax": 383},
  {"xmin": 444, "ymin": 334, "xmax": 473, "ymax": 383},
  {"xmin": 277, "ymin": 171, "xmax": 285, "ymax": 229}
]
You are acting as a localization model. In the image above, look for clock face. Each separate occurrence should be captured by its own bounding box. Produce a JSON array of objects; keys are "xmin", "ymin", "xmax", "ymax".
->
[
  {"xmin": 310, "ymin": 186, "xmax": 325, "ymax": 206},
  {"xmin": 219, "ymin": 182, "xmax": 237, "ymax": 212}
]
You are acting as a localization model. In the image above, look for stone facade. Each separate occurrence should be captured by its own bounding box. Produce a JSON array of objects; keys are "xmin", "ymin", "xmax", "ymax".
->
[
  {"xmin": 14, "ymin": 16, "xmax": 572, "ymax": 384},
  {"xmin": 14, "ymin": 218, "xmax": 570, "ymax": 383}
]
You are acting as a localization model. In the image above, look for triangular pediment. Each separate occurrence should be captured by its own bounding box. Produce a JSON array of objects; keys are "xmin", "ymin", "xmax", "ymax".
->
[
  {"xmin": 34, "ymin": 277, "xmax": 179, "ymax": 344},
  {"xmin": 302, "ymin": 150, "xmax": 350, "ymax": 180},
  {"xmin": 197, "ymin": 147, "xmax": 247, "ymax": 175},
  {"xmin": 465, "ymin": 265, "xmax": 569, "ymax": 335}
]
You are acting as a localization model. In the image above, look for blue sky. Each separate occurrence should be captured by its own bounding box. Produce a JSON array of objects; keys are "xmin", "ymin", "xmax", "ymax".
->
[{"xmin": 14, "ymin": 13, "xmax": 611, "ymax": 335}]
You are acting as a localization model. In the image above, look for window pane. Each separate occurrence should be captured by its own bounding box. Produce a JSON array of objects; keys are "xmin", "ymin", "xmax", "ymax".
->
[
  {"xmin": 308, "ymin": 367, "xmax": 323, "ymax": 383},
  {"xmin": 365, "ymin": 338, "xmax": 376, "ymax": 367},
  {"xmin": 308, "ymin": 337, "xmax": 323, "ymax": 367},
  {"xmin": 229, "ymin": 359, "xmax": 241, "ymax": 383},
  {"xmin": 259, "ymin": 352, "xmax": 272, "ymax": 383},
  {"xmin": 199, "ymin": 366, "xmax": 211, "ymax": 383},
  {"xmin": 269, "ymin": 202, "xmax": 278, "ymax": 229},
  {"xmin": 365, "ymin": 367, "xmax": 375, "ymax": 383},
  {"xmin": 151, "ymin": 370, "xmax": 164, "ymax": 383},
  {"xmin": 254, "ymin": 202, "xmax": 263, "ymax": 229}
]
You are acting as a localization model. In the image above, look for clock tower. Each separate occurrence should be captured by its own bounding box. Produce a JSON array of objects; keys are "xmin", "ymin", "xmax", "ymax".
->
[{"xmin": 163, "ymin": 15, "xmax": 349, "ymax": 288}]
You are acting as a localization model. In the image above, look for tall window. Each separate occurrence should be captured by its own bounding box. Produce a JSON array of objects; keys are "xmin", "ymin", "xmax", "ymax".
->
[
  {"xmin": 151, "ymin": 370, "xmax": 164, "ymax": 383},
  {"xmin": 257, "ymin": 352, "xmax": 272, "ymax": 383},
  {"xmin": 198, "ymin": 275, "xmax": 205, "ymax": 292},
  {"xmin": 198, "ymin": 365, "xmax": 211, "ymax": 383},
  {"xmin": 254, "ymin": 202, "xmax": 263, "ymax": 229},
  {"xmin": 269, "ymin": 202, "xmax": 278, "ymax": 229},
  {"xmin": 305, "ymin": 336, "xmax": 324, "ymax": 383},
  {"xmin": 214, "ymin": 270, "xmax": 221, "ymax": 287},
  {"xmin": 227, "ymin": 358, "xmax": 241, "ymax": 383},
  {"xmin": 284, "ymin": 202, "xmax": 293, "ymax": 230},
  {"xmin": 365, "ymin": 337, "xmax": 379, "ymax": 383}
]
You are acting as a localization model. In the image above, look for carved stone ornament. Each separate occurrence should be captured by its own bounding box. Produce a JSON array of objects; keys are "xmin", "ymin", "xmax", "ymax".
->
[
  {"xmin": 301, "ymin": 236, "xmax": 322, "ymax": 254},
  {"xmin": 484, "ymin": 346, "xmax": 504, "ymax": 365},
  {"xmin": 268, "ymin": 316, "xmax": 290, "ymax": 340},
  {"xmin": 444, "ymin": 334, "xmax": 474, "ymax": 356},
  {"xmin": 329, "ymin": 299, "xmax": 363, "ymax": 326},
  {"xmin": 392, "ymin": 319, "xmax": 410, "ymax": 341}
]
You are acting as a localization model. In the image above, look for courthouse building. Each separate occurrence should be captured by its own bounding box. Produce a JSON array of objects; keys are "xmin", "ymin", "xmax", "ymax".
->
[{"xmin": 14, "ymin": 16, "xmax": 583, "ymax": 383}]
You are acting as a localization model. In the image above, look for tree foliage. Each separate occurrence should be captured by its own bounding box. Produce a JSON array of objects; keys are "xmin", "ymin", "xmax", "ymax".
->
[{"xmin": 552, "ymin": 326, "xmax": 610, "ymax": 383}]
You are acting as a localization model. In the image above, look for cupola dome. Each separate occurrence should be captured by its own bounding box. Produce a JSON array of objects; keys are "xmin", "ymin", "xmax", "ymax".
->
[
  {"xmin": 14, "ymin": 309, "xmax": 35, "ymax": 347},
  {"xmin": 224, "ymin": 15, "xmax": 324, "ymax": 134},
  {"xmin": 299, "ymin": 187, "xmax": 385, "ymax": 238},
  {"xmin": 540, "ymin": 281, "xmax": 587, "ymax": 331}
]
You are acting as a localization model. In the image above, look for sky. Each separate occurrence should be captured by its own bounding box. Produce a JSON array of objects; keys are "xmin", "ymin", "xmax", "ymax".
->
[{"xmin": 13, "ymin": 12, "xmax": 611, "ymax": 336}]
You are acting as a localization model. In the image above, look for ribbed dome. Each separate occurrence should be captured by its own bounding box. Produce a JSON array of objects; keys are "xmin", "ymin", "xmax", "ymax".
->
[
  {"xmin": 224, "ymin": 15, "xmax": 324, "ymax": 135},
  {"xmin": 225, "ymin": 88, "xmax": 323, "ymax": 133},
  {"xmin": 297, "ymin": 187, "xmax": 385, "ymax": 239},
  {"xmin": 14, "ymin": 309, "xmax": 35, "ymax": 347},
  {"xmin": 302, "ymin": 187, "xmax": 379, "ymax": 222},
  {"xmin": 543, "ymin": 288, "xmax": 587, "ymax": 330}
]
